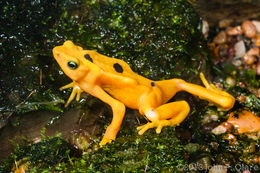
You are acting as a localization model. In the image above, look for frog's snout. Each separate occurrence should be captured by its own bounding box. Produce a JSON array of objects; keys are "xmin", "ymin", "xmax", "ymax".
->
[
  {"xmin": 63, "ymin": 40, "xmax": 74, "ymax": 48},
  {"xmin": 63, "ymin": 40, "xmax": 83, "ymax": 51},
  {"xmin": 52, "ymin": 47, "xmax": 60, "ymax": 60}
]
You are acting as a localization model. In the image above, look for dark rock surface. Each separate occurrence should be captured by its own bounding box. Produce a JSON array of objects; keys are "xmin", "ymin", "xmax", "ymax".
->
[{"xmin": 195, "ymin": 0, "xmax": 260, "ymax": 27}]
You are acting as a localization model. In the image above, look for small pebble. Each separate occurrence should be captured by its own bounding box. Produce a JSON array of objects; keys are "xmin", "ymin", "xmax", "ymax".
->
[
  {"xmin": 242, "ymin": 54, "xmax": 256, "ymax": 65},
  {"xmin": 254, "ymin": 156, "xmax": 260, "ymax": 164},
  {"xmin": 237, "ymin": 95, "xmax": 246, "ymax": 103},
  {"xmin": 232, "ymin": 57, "xmax": 242, "ymax": 67},
  {"xmin": 254, "ymin": 35, "xmax": 260, "ymax": 46},
  {"xmin": 213, "ymin": 31, "xmax": 227, "ymax": 44},
  {"xmin": 256, "ymin": 61, "xmax": 260, "ymax": 75},
  {"xmin": 215, "ymin": 82, "xmax": 224, "ymax": 90},
  {"xmin": 246, "ymin": 47, "xmax": 259, "ymax": 56},
  {"xmin": 211, "ymin": 114, "xmax": 219, "ymax": 121},
  {"xmin": 210, "ymin": 141, "xmax": 218, "ymax": 150},
  {"xmin": 218, "ymin": 44, "xmax": 229, "ymax": 58},
  {"xmin": 242, "ymin": 170, "xmax": 251, "ymax": 173},
  {"xmin": 238, "ymin": 82, "xmax": 246, "ymax": 88},
  {"xmin": 241, "ymin": 20, "xmax": 257, "ymax": 38},
  {"xmin": 202, "ymin": 20, "xmax": 209, "ymax": 38},
  {"xmin": 227, "ymin": 26, "xmax": 243, "ymax": 36},
  {"xmin": 234, "ymin": 40, "xmax": 246, "ymax": 58},
  {"xmin": 212, "ymin": 125, "xmax": 227, "ymax": 135},
  {"xmin": 256, "ymin": 88, "xmax": 260, "ymax": 97},
  {"xmin": 252, "ymin": 20, "xmax": 260, "ymax": 33},
  {"xmin": 252, "ymin": 64, "xmax": 256, "ymax": 70},
  {"xmin": 226, "ymin": 77, "xmax": 236, "ymax": 86}
]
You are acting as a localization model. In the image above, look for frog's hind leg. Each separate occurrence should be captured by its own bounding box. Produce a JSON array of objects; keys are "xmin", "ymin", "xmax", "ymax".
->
[
  {"xmin": 137, "ymin": 101, "xmax": 190, "ymax": 135},
  {"xmin": 177, "ymin": 73, "xmax": 235, "ymax": 110}
]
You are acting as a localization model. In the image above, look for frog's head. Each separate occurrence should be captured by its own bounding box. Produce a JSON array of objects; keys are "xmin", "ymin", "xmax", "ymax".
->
[{"xmin": 53, "ymin": 40, "xmax": 90, "ymax": 81}]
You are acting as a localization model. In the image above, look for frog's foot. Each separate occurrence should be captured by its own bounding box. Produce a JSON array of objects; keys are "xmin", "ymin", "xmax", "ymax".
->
[
  {"xmin": 137, "ymin": 120, "xmax": 174, "ymax": 135},
  {"xmin": 99, "ymin": 137, "xmax": 113, "ymax": 147},
  {"xmin": 200, "ymin": 73, "xmax": 230, "ymax": 96},
  {"xmin": 60, "ymin": 82, "xmax": 83, "ymax": 107},
  {"xmin": 200, "ymin": 73, "xmax": 235, "ymax": 110}
]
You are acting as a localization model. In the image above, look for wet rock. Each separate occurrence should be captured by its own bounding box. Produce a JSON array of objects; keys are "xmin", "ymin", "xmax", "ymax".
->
[
  {"xmin": 0, "ymin": 105, "xmax": 107, "ymax": 162},
  {"xmin": 195, "ymin": 1, "xmax": 260, "ymax": 28}
]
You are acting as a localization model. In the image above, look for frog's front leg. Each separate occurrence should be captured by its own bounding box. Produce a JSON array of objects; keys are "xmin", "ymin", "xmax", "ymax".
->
[
  {"xmin": 86, "ymin": 85, "xmax": 126, "ymax": 146},
  {"xmin": 60, "ymin": 82, "xmax": 83, "ymax": 107}
]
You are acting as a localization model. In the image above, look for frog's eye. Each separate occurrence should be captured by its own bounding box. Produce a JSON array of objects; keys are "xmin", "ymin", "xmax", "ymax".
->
[{"xmin": 67, "ymin": 61, "xmax": 78, "ymax": 69}]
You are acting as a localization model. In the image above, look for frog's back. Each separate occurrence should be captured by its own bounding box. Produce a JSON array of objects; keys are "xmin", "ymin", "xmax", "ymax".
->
[{"xmin": 86, "ymin": 50, "xmax": 151, "ymax": 85}]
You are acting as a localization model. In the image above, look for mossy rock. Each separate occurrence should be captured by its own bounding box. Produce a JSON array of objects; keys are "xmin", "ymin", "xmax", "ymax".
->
[
  {"xmin": 0, "ymin": 128, "xmax": 185, "ymax": 172},
  {"xmin": 71, "ymin": 0, "xmax": 210, "ymax": 81},
  {"xmin": 0, "ymin": 0, "xmax": 211, "ymax": 113}
]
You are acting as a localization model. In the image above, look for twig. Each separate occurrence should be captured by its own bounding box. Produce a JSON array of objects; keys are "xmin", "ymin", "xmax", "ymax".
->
[
  {"xmin": 5, "ymin": 90, "xmax": 36, "ymax": 123},
  {"xmin": 40, "ymin": 69, "xmax": 42, "ymax": 86}
]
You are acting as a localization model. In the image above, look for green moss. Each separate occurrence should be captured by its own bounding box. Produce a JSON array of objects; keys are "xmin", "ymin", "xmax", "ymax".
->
[
  {"xmin": 82, "ymin": 128, "xmax": 185, "ymax": 172},
  {"xmin": 0, "ymin": 136, "xmax": 78, "ymax": 172},
  {"xmin": 229, "ymin": 86, "xmax": 260, "ymax": 112}
]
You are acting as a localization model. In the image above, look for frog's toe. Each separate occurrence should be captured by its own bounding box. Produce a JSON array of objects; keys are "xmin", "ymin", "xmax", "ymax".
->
[
  {"xmin": 200, "ymin": 73, "xmax": 231, "ymax": 96},
  {"xmin": 59, "ymin": 82, "xmax": 74, "ymax": 90},
  {"xmin": 137, "ymin": 122, "xmax": 154, "ymax": 135},
  {"xmin": 138, "ymin": 120, "xmax": 173, "ymax": 135},
  {"xmin": 99, "ymin": 137, "xmax": 112, "ymax": 147},
  {"xmin": 156, "ymin": 120, "xmax": 172, "ymax": 133},
  {"xmin": 63, "ymin": 83, "xmax": 83, "ymax": 107}
]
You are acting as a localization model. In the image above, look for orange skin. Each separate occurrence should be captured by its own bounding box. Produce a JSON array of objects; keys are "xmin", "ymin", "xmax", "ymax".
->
[
  {"xmin": 52, "ymin": 41, "xmax": 235, "ymax": 146},
  {"xmin": 227, "ymin": 111, "xmax": 260, "ymax": 134}
]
